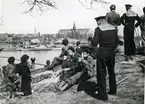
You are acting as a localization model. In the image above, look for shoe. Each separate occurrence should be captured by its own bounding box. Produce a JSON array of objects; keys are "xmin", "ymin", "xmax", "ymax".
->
[
  {"xmin": 93, "ymin": 94, "xmax": 108, "ymax": 100},
  {"xmin": 107, "ymin": 91, "xmax": 116, "ymax": 95}
]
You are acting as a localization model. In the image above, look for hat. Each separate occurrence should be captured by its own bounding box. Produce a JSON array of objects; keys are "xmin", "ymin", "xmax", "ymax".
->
[
  {"xmin": 94, "ymin": 16, "xmax": 106, "ymax": 21},
  {"xmin": 62, "ymin": 38, "xmax": 69, "ymax": 46},
  {"xmin": 68, "ymin": 46, "xmax": 75, "ymax": 52},
  {"xmin": 21, "ymin": 54, "xmax": 29, "ymax": 62},
  {"xmin": 82, "ymin": 48, "xmax": 91, "ymax": 54},
  {"xmin": 110, "ymin": 4, "xmax": 116, "ymax": 10},
  {"xmin": 125, "ymin": 4, "xmax": 132, "ymax": 7}
]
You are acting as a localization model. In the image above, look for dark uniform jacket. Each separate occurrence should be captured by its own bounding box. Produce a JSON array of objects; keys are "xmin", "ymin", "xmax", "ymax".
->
[
  {"xmin": 106, "ymin": 11, "xmax": 121, "ymax": 26},
  {"xmin": 92, "ymin": 23, "xmax": 119, "ymax": 48}
]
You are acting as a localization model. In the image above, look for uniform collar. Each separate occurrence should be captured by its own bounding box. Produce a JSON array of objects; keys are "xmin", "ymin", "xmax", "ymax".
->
[
  {"xmin": 99, "ymin": 23, "xmax": 116, "ymax": 31},
  {"xmin": 126, "ymin": 9, "xmax": 137, "ymax": 17}
]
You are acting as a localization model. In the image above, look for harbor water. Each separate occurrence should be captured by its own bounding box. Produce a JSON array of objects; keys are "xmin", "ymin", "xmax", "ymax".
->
[{"xmin": 0, "ymin": 50, "xmax": 61, "ymax": 69}]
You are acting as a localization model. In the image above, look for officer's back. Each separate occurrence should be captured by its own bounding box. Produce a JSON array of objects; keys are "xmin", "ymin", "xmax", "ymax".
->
[{"xmin": 106, "ymin": 4, "xmax": 121, "ymax": 26}]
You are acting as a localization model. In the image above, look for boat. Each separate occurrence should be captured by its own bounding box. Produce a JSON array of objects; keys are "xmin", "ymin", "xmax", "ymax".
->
[
  {"xmin": 0, "ymin": 48, "xmax": 4, "ymax": 52},
  {"xmin": 29, "ymin": 45, "xmax": 52, "ymax": 51}
]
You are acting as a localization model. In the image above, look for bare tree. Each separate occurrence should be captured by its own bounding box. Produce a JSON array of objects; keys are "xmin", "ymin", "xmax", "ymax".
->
[
  {"xmin": 22, "ymin": 0, "xmax": 57, "ymax": 13},
  {"xmin": 23, "ymin": 0, "xmax": 109, "ymax": 13}
]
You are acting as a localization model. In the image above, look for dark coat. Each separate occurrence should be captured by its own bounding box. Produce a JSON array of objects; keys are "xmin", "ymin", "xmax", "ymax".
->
[{"xmin": 17, "ymin": 62, "xmax": 32, "ymax": 95}]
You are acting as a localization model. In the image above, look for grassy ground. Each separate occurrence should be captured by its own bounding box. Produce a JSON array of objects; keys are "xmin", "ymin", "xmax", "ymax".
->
[{"xmin": 0, "ymin": 46, "xmax": 144, "ymax": 104}]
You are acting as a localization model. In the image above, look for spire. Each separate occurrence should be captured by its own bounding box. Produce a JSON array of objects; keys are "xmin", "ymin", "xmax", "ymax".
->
[{"xmin": 73, "ymin": 21, "xmax": 76, "ymax": 31}]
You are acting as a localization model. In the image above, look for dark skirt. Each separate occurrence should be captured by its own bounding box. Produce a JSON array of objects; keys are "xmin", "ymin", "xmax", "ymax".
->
[
  {"xmin": 21, "ymin": 79, "xmax": 32, "ymax": 96},
  {"xmin": 124, "ymin": 26, "xmax": 136, "ymax": 55}
]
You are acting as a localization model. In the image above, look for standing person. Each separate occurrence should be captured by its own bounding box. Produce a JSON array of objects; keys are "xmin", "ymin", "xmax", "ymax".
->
[
  {"xmin": 121, "ymin": 4, "xmax": 141, "ymax": 61},
  {"xmin": 92, "ymin": 16, "xmax": 119, "ymax": 100},
  {"xmin": 140, "ymin": 7, "xmax": 145, "ymax": 44},
  {"xmin": 3, "ymin": 57, "xmax": 18, "ymax": 99},
  {"xmin": 44, "ymin": 60, "xmax": 51, "ymax": 70},
  {"xmin": 106, "ymin": 4, "xmax": 121, "ymax": 26},
  {"xmin": 17, "ymin": 54, "xmax": 34, "ymax": 96}
]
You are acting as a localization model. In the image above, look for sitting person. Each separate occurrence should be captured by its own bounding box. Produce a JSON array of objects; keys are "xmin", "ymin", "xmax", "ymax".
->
[
  {"xmin": 55, "ymin": 46, "xmax": 82, "ymax": 91},
  {"xmin": 77, "ymin": 49, "xmax": 96, "ymax": 91},
  {"xmin": 44, "ymin": 60, "xmax": 51, "ymax": 70},
  {"xmin": 75, "ymin": 41, "xmax": 82, "ymax": 55},
  {"xmin": 50, "ymin": 39, "xmax": 69, "ymax": 71},
  {"xmin": 80, "ymin": 36, "xmax": 98, "ymax": 59},
  {"xmin": 2, "ymin": 57, "xmax": 20, "ymax": 99},
  {"xmin": 56, "ymin": 48, "xmax": 96, "ymax": 92}
]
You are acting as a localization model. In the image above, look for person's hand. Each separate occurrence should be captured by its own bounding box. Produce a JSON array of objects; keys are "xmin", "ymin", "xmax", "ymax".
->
[
  {"xmin": 31, "ymin": 57, "xmax": 36, "ymax": 63},
  {"xmin": 64, "ymin": 68, "xmax": 70, "ymax": 71},
  {"xmin": 79, "ymin": 57, "xmax": 83, "ymax": 62},
  {"xmin": 63, "ymin": 56, "xmax": 67, "ymax": 60}
]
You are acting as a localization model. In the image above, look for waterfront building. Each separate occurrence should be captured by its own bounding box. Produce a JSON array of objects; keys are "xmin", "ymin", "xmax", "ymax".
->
[{"xmin": 57, "ymin": 22, "xmax": 93, "ymax": 39}]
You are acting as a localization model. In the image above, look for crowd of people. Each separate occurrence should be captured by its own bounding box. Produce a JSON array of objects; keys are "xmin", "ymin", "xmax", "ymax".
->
[{"xmin": 1, "ymin": 4, "xmax": 145, "ymax": 101}]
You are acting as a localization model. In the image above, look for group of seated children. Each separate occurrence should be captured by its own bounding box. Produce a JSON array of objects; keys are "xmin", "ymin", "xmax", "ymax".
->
[{"xmin": 51, "ymin": 38, "xmax": 98, "ymax": 92}]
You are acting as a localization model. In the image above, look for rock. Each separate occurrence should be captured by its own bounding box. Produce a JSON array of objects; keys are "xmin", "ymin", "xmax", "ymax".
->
[
  {"xmin": 32, "ymin": 76, "xmax": 59, "ymax": 92},
  {"xmin": 31, "ymin": 71, "xmax": 53, "ymax": 84}
]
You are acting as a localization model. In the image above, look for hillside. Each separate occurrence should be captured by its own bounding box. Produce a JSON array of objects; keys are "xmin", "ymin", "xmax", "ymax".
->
[{"xmin": 0, "ymin": 46, "xmax": 144, "ymax": 104}]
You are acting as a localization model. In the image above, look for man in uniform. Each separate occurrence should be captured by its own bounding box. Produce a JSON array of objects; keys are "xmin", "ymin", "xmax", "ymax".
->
[
  {"xmin": 140, "ymin": 7, "xmax": 145, "ymax": 43},
  {"xmin": 121, "ymin": 4, "xmax": 141, "ymax": 61},
  {"xmin": 92, "ymin": 16, "xmax": 119, "ymax": 100},
  {"xmin": 106, "ymin": 4, "xmax": 121, "ymax": 26}
]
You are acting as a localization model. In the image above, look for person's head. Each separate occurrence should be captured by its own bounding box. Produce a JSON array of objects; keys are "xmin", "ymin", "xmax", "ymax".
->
[
  {"xmin": 125, "ymin": 4, "xmax": 132, "ymax": 11},
  {"xmin": 62, "ymin": 39, "xmax": 69, "ymax": 46},
  {"xmin": 21, "ymin": 54, "xmax": 29, "ymax": 63},
  {"xmin": 76, "ymin": 41, "xmax": 80, "ymax": 47},
  {"xmin": 82, "ymin": 49, "xmax": 90, "ymax": 58},
  {"xmin": 143, "ymin": 7, "xmax": 145, "ymax": 14},
  {"xmin": 94, "ymin": 16, "xmax": 106, "ymax": 26},
  {"xmin": 68, "ymin": 46, "xmax": 75, "ymax": 56},
  {"xmin": 110, "ymin": 4, "xmax": 116, "ymax": 11},
  {"xmin": 46, "ymin": 60, "xmax": 50, "ymax": 65},
  {"xmin": 87, "ymin": 36, "xmax": 92, "ymax": 45},
  {"xmin": 8, "ymin": 57, "xmax": 15, "ymax": 64}
]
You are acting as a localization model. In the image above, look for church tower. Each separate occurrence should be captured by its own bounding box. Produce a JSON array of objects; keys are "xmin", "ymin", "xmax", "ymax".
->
[{"xmin": 73, "ymin": 22, "xmax": 76, "ymax": 32}]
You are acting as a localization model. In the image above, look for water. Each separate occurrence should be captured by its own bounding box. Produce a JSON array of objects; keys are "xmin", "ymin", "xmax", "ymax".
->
[{"xmin": 0, "ymin": 50, "xmax": 61, "ymax": 69}]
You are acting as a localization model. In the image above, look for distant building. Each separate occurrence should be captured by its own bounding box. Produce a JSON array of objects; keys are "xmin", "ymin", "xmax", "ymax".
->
[{"xmin": 57, "ymin": 22, "xmax": 93, "ymax": 39}]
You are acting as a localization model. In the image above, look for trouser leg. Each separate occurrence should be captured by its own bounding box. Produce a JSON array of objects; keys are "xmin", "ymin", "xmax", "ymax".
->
[
  {"xmin": 106, "ymin": 57, "xmax": 116, "ymax": 94},
  {"xmin": 97, "ymin": 58, "xmax": 108, "ymax": 99}
]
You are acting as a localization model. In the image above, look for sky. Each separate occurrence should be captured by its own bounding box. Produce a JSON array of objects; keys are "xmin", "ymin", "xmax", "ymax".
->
[{"xmin": 0, "ymin": 0, "xmax": 145, "ymax": 34}]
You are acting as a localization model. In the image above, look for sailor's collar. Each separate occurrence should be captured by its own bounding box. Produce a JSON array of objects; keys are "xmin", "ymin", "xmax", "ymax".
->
[
  {"xmin": 99, "ymin": 23, "xmax": 116, "ymax": 31},
  {"xmin": 126, "ymin": 9, "xmax": 137, "ymax": 17}
]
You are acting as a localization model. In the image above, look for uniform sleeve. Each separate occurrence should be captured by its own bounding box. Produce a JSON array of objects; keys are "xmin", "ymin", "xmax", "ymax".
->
[
  {"xmin": 105, "ymin": 13, "xmax": 109, "ymax": 23},
  {"xmin": 135, "ymin": 15, "xmax": 141, "ymax": 27},
  {"xmin": 140, "ymin": 16, "xmax": 144, "ymax": 31},
  {"xmin": 92, "ymin": 27, "xmax": 100, "ymax": 46},
  {"xmin": 116, "ymin": 14, "xmax": 121, "ymax": 26},
  {"xmin": 121, "ymin": 13, "xmax": 126, "ymax": 26}
]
